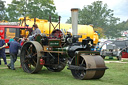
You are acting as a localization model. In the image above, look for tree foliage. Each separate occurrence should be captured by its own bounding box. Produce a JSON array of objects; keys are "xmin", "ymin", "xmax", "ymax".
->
[
  {"xmin": 6, "ymin": 0, "xmax": 59, "ymax": 22},
  {"xmin": 94, "ymin": 27, "xmax": 105, "ymax": 38},
  {"xmin": 66, "ymin": 1, "xmax": 121, "ymax": 38},
  {"xmin": 0, "ymin": 0, "xmax": 8, "ymax": 21}
]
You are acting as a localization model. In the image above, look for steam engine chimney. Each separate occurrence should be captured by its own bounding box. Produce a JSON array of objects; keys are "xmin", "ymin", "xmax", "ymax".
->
[{"xmin": 71, "ymin": 8, "xmax": 78, "ymax": 35}]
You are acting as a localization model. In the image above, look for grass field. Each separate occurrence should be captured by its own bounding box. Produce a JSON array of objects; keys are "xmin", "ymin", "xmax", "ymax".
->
[{"xmin": 0, "ymin": 58, "xmax": 128, "ymax": 85}]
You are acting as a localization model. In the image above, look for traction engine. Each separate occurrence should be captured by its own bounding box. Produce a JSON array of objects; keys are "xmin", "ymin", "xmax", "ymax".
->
[
  {"xmin": 20, "ymin": 8, "xmax": 107, "ymax": 80},
  {"xmin": 20, "ymin": 29, "xmax": 107, "ymax": 80}
]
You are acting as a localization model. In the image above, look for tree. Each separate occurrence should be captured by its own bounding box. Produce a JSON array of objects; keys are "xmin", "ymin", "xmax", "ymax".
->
[
  {"xmin": 0, "ymin": 0, "xmax": 8, "ymax": 21},
  {"xmin": 67, "ymin": 1, "xmax": 119, "ymax": 26},
  {"xmin": 6, "ymin": 0, "xmax": 59, "ymax": 22},
  {"xmin": 66, "ymin": 1, "xmax": 120, "ymax": 38},
  {"xmin": 122, "ymin": 20, "xmax": 128, "ymax": 31},
  {"xmin": 104, "ymin": 16, "xmax": 121, "ymax": 38},
  {"xmin": 105, "ymin": 20, "xmax": 128, "ymax": 38},
  {"xmin": 94, "ymin": 27, "xmax": 105, "ymax": 38}
]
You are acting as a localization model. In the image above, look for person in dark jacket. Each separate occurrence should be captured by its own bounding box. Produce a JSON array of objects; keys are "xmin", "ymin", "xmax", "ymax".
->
[
  {"xmin": 7, "ymin": 37, "xmax": 21, "ymax": 70},
  {"xmin": 0, "ymin": 35, "xmax": 7, "ymax": 65}
]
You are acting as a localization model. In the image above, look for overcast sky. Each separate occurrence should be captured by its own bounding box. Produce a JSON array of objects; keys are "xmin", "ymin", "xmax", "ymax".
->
[{"xmin": 6, "ymin": 0, "xmax": 128, "ymax": 23}]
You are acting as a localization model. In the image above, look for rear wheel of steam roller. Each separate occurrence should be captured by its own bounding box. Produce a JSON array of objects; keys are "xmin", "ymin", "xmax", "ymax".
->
[
  {"xmin": 20, "ymin": 41, "xmax": 43, "ymax": 73},
  {"xmin": 46, "ymin": 54, "xmax": 67, "ymax": 72},
  {"xmin": 71, "ymin": 54, "xmax": 106, "ymax": 80}
]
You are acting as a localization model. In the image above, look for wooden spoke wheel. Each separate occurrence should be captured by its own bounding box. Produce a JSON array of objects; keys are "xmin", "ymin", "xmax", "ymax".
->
[{"xmin": 20, "ymin": 41, "xmax": 43, "ymax": 73}]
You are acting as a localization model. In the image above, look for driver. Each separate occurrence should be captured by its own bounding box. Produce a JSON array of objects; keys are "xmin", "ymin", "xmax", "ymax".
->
[{"xmin": 29, "ymin": 24, "xmax": 41, "ymax": 41}]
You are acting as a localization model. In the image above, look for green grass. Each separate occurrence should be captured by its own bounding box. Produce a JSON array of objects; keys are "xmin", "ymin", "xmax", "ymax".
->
[
  {"xmin": 104, "ymin": 56, "xmax": 119, "ymax": 60},
  {"xmin": 0, "ymin": 59, "xmax": 128, "ymax": 85}
]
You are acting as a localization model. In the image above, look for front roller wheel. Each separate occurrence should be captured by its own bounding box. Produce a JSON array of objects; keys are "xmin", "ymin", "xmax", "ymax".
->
[
  {"xmin": 20, "ymin": 41, "xmax": 43, "ymax": 73},
  {"xmin": 70, "ymin": 54, "xmax": 107, "ymax": 80}
]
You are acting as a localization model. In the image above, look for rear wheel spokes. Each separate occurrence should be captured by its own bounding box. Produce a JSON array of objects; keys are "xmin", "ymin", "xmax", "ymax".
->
[
  {"xmin": 32, "ymin": 59, "xmax": 37, "ymax": 65},
  {"xmin": 32, "ymin": 53, "xmax": 37, "ymax": 56},
  {"xmin": 26, "ymin": 50, "xmax": 29, "ymax": 55},
  {"xmin": 28, "ymin": 44, "xmax": 33, "ymax": 54},
  {"xmin": 24, "ymin": 45, "xmax": 37, "ymax": 70},
  {"xmin": 23, "ymin": 59, "xmax": 29, "ymax": 63},
  {"xmin": 26, "ymin": 59, "xmax": 36, "ymax": 70}
]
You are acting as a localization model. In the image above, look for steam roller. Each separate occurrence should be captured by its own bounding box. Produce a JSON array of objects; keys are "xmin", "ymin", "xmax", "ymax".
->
[
  {"xmin": 20, "ymin": 29, "xmax": 107, "ymax": 80},
  {"xmin": 20, "ymin": 8, "xmax": 107, "ymax": 80}
]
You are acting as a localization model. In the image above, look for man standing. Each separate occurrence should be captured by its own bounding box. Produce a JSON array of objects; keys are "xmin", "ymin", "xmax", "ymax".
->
[
  {"xmin": 0, "ymin": 35, "xmax": 7, "ymax": 65},
  {"xmin": 7, "ymin": 37, "xmax": 21, "ymax": 70}
]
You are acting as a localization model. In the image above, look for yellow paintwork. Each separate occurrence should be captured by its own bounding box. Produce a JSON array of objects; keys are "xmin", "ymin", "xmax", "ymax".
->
[
  {"xmin": 5, "ymin": 28, "xmax": 15, "ymax": 39},
  {"xmin": 19, "ymin": 17, "xmax": 99, "ymax": 45}
]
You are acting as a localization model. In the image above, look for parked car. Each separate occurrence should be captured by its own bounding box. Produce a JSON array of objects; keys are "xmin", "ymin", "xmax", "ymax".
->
[{"xmin": 100, "ymin": 40, "xmax": 128, "ymax": 60}]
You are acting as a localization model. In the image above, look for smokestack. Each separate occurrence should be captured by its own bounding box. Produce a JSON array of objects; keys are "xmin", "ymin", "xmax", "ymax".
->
[{"xmin": 71, "ymin": 8, "xmax": 78, "ymax": 35}]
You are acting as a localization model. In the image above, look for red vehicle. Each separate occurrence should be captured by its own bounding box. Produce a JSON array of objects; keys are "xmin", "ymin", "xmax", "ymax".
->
[{"xmin": 0, "ymin": 22, "xmax": 32, "ymax": 53}]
